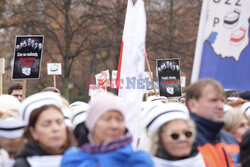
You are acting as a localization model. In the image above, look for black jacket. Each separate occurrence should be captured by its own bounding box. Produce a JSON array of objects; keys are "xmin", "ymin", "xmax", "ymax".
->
[{"xmin": 13, "ymin": 142, "xmax": 49, "ymax": 167}]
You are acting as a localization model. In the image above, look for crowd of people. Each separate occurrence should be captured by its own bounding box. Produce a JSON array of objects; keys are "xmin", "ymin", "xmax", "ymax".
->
[{"xmin": 0, "ymin": 78, "xmax": 250, "ymax": 167}]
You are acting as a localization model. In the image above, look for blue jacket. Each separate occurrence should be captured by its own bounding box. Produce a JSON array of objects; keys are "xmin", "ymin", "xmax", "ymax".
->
[
  {"xmin": 60, "ymin": 144, "xmax": 154, "ymax": 167},
  {"xmin": 191, "ymin": 113, "xmax": 240, "ymax": 167}
]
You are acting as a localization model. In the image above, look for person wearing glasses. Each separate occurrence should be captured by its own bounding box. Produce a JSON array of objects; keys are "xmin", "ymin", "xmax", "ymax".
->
[{"xmin": 144, "ymin": 102, "xmax": 206, "ymax": 167}]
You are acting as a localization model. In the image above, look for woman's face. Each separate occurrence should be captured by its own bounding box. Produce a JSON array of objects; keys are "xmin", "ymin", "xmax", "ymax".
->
[
  {"xmin": 233, "ymin": 116, "xmax": 249, "ymax": 141},
  {"xmin": 30, "ymin": 107, "xmax": 67, "ymax": 153},
  {"xmin": 161, "ymin": 119, "xmax": 194, "ymax": 159},
  {"xmin": 92, "ymin": 110, "xmax": 125, "ymax": 144}
]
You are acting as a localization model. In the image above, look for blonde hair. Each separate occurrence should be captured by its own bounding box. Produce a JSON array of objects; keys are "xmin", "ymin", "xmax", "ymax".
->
[{"xmin": 223, "ymin": 108, "xmax": 247, "ymax": 133}]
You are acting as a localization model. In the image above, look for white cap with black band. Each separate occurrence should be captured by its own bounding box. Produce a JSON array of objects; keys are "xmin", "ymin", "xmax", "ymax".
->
[
  {"xmin": 144, "ymin": 102, "xmax": 190, "ymax": 133},
  {"xmin": 0, "ymin": 118, "xmax": 25, "ymax": 139},
  {"xmin": 241, "ymin": 102, "xmax": 250, "ymax": 118},
  {"xmin": 20, "ymin": 92, "xmax": 62, "ymax": 125}
]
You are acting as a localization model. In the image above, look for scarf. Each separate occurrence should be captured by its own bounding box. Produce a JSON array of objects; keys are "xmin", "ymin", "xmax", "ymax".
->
[{"xmin": 80, "ymin": 133, "xmax": 132, "ymax": 154}]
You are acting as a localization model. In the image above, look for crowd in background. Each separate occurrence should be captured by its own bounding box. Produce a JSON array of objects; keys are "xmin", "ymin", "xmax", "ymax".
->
[{"xmin": 0, "ymin": 79, "xmax": 250, "ymax": 167}]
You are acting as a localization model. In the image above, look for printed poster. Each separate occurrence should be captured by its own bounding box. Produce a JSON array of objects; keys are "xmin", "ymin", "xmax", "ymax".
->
[
  {"xmin": 12, "ymin": 35, "xmax": 44, "ymax": 79},
  {"xmin": 157, "ymin": 58, "xmax": 182, "ymax": 97}
]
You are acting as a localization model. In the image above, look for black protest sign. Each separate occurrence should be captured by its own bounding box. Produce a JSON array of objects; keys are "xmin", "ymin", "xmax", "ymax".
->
[
  {"xmin": 156, "ymin": 58, "xmax": 182, "ymax": 98},
  {"xmin": 12, "ymin": 35, "xmax": 44, "ymax": 79}
]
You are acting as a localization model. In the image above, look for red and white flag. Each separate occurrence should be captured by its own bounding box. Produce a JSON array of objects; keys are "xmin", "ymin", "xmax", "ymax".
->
[
  {"xmin": 116, "ymin": 0, "xmax": 133, "ymax": 89},
  {"xmin": 116, "ymin": 0, "xmax": 147, "ymax": 148}
]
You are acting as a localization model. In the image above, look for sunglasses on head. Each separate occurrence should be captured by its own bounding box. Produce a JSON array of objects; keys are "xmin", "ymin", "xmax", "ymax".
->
[{"xmin": 167, "ymin": 130, "xmax": 194, "ymax": 142}]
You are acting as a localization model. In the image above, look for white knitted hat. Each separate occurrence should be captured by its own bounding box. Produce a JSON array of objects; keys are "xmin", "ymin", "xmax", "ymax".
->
[
  {"xmin": 20, "ymin": 92, "xmax": 62, "ymax": 125},
  {"xmin": 86, "ymin": 92, "xmax": 125, "ymax": 132},
  {"xmin": 144, "ymin": 102, "xmax": 190, "ymax": 133},
  {"xmin": 69, "ymin": 101, "xmax": 89, "ymax": 129}
]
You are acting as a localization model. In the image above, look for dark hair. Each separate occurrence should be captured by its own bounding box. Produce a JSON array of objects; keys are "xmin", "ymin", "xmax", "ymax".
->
[
  {"xmin": 41, "ymin": 87, "xmax": 61, "ymax": 94},
  {"xmin": 240, "ymin": 129, "xmax": 250, "ymax": 166},
  {"xmin": 185, "ymin": 78, "xmax": 224, "ymax": 104},
  {"xmin": 23, "ymin": 105, "xmax": 76, "ymax": 154},
  {"xmin": 8, "ymin": 82, "xmax": 23, "ymax": 95},
  {"xmin": 74, "ymin": 122, "xmax": 89, "ymax": 147}
]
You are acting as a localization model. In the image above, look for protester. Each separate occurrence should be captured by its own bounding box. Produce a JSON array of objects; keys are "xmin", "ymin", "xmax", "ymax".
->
[
  {"xmin": 60, "ymin": 92, "xmax": 154, "ymax": 167},
  {"xmin": 240, "ymin": 129, "xmax": 250, "ymax": 167},
  {"xmin": 8, "ymin": 82, "xmax": 23, "ymax": 102},
  {"xmin": 14, "ymin": 92, "xmax": 76, "ymax": 167},
  {"xmin": 69, "ymin": 101, "xmax": 89, "ymax": 146},
  {"xmin": 144, "ymin": 102, "xmax": 206, "ymax": 167},
  {"xmin": 186, "ymin": 78, "xmax": 240, "ymax": 167},
  {"xmin": 0, "ymin": 95, "xmax": 26, "ymax": 166},
  {"xmin": 223, "ymin": 108, "xmax": 249, "ymax": 142}
]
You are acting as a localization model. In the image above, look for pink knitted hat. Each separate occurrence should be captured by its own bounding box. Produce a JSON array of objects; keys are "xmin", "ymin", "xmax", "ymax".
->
[{"xmin": 86, "ymin": 92, "xmax": 126, "ymax": 132}]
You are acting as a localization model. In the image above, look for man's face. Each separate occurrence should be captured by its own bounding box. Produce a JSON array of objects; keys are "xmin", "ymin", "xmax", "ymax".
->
[
  {"xmin": 190, "ymin": 85, "xmax": 225, "ymax": 122},
  {"xmin": 11, "ymin": 89, "xmax": 23, "ymax": 102}
]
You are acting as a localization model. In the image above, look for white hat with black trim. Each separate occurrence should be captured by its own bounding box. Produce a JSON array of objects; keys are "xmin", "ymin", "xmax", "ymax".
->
[
  {"xmin": 241, "ymin": 102, "xmax": 250, "ymax": 118},
  {"xmin": 69, "ymin": 101, "xmax": 89, "ymax": 129},
  {"xmin": 20, "ymin": 92, "xmax": 62, "ymax": 125},
  {"xmin": 0, "ymin": 118, "xmax": 25, "ymax": 139},
  {"xmin": 146, "ymin": 96, "xmax": 168, "ymax": 103},
  {"xmin": 144, "ymin": 102, "xmax": 190, "ymax": 133},
  {"xmin": 0, "ymin": 94, "xmax": 25, "ymax": 138},
  {"xmin": 141, "ymin": 101, "xmax": 163, "ymax": 119}
]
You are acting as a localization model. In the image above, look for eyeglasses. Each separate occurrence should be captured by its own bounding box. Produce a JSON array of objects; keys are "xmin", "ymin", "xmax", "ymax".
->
[{"xmin": 167, "ymin": 130, "xmax": 194, "ymax": 142}]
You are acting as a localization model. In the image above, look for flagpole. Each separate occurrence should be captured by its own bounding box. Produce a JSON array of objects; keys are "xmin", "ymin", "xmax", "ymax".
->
[
  {"xmin": 0, "ymin": 59, "xmax": 3, "ymax": 95},
  {"xmin": 145, "ymin": 52, "xmax": 158, "ymax": 96}
]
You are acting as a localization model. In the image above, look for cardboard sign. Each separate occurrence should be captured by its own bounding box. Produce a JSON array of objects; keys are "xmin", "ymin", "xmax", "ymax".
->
[
  {"xmin": 47, "ymin": 63, "xmax": 62, "ymax": 75},
  {"xmin": 12, "ymin": 35, "xmax": 44, "ymax": 79},
  {"xmin": 95, "ymin": 70, "xmax": 110, "ymax": 88},
  {"xmin": 156, "ymin": 58, "xmax": 182, "ymax": 97}
]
